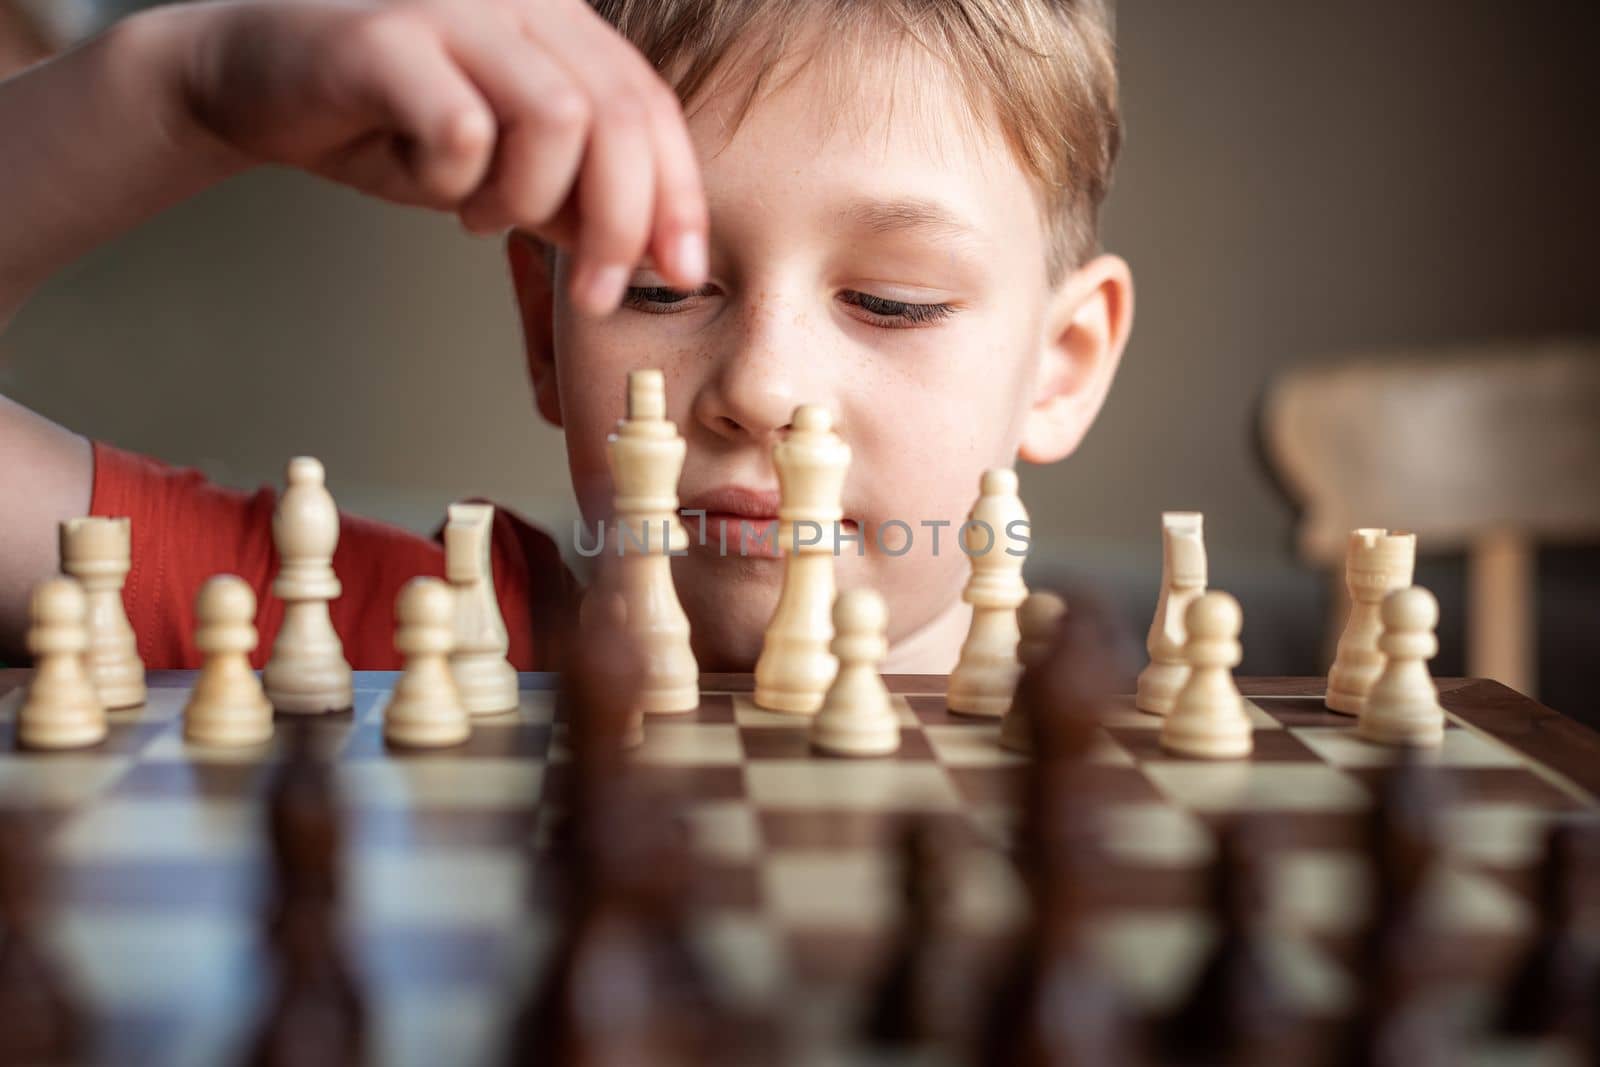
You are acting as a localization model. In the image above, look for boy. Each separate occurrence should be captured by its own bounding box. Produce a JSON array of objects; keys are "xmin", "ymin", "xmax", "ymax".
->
[{"xmin": 0, "ymin": 0, "xmax": 1132, "ymax": 675}]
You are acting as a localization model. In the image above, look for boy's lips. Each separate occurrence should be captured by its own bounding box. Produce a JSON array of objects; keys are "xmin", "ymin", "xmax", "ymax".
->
[{"xmin": 679, "ymin": 486, "xmax": 857, "ymax": 559}]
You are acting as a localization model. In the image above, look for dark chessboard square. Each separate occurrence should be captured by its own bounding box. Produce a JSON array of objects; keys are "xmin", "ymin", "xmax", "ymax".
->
[
  {"xmin": 943, "ymin": 765, "xmax": 1022, "ymax": 806},
  {"xmin": 539, "ymin": 762, "xmax": 747, "ymax": 803},
  {"xmin": 692, "ymin": 861, "xmax": 764, "ymax": 912},
  {"xmin": 108, "ymin": 760, "xmax": 269, "ymax": 801},
  {"xmin": 342, "ymin": 721, "xmax": 552, "ymax": 760},
  {"xmin": 945, "ymin": 764, "xmax": 1163, "ymax": 806},
  {"xmin": 1107, "ymin": 726, "xmax": 1321, "ymax": 763},
  {"xmin": 1190, "ymin": 810, "xmax": 1368, "ymax": 852},
  {"xmin": 2, "ymin": 705, "xmax": 175, "ymax": 757},
  {"xmin": 1257, "ymin": 697, "xmax": 1461, "ymax": 732},
  {"xmin": 699, "ymin": 674, "xmax": 756, "ymax": 693},
  {"xmin": 757, "ymin": 810, "xmax": 972, "ymax": 851},
  {"xmin": 683, "ymin": 692, "xmax": 737, "ymax": 723},
  {"xmin": 904, "ymin": 695, "xmax": 965, "ymax": 726},
  {"xmin": 1345, "ymin": 766, "xmax": 1586, "ymax": 809},
  {"xmin": 783, "ymin": 929, "xmax": 892, "ymax": 986},
  {"xmin": 143, "ymin": 670, "xmax": 208, "ymax": 689},
  {"xmin": 1256, "ymin": 697, "xmax": 1361, "ymax": 730},
  {"xmin": 738, "ymin": 726, "xmax": 934, "ymax": 761}
]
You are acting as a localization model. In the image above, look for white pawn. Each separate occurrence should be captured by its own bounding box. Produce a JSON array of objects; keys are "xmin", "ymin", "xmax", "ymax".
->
[
  {"xmin": 999, "ymin": 591, "xmax": 1068, "ymax": 755},
  {"xmin": 810, "ymin": 590, "xmax": 899, "ymax": 757},
  {"xmin": 1358, "ymin": 587, "xmax": 1446, "ymax": 747},
  {"xmin": 18, "ymin": 577, "xmax": 107, "ymax": 750},
  {"xmin": 263, "ymin": 457, "xmax": 354, "ymax": 714},
  {"xmin": 59, "ymin": 516, "xmax": 146, "ymax": 709},
  {"xmin": 1160, "ymin": 591, "xmax": 1252, "ymax": 759},
  {"xmin": 1135, "ymin": 512, "xmax": 1206, "ymax": 715},
  {"xmin": 384, "ymin": 577, "xmax": 471, "ymax": 749},
  {"xmin": 184, "ymin": 576, "xmax": 274, "ymax": 747},
  {"xmin": 445, "ymin": 503, "xmax": 518, "ymax": 716},
  {"xmin": 948, "ymin": 469, "xmax": 1031, "ymax": 718}
]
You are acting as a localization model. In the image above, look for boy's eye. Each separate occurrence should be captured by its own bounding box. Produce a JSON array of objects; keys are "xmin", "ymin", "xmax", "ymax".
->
[
  {"xmin": 622, "ymin": 285, "xmax": 699, "ymax": 309},
  {"xmin": 840, "ymin": 290, "xmax": 956, "ymax": 327},
  {"xmin": 621, "ymin": 286, "xmax": 956, "ymax": 328}
]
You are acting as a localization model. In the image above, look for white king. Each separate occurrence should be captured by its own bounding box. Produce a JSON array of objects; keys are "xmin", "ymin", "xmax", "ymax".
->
[
  {"xmin": 607, "ymin": 369, "xmax": 699, "ymax": 713},
  {"xmin": 1326, "ymin": 528, "xmax": 1416, "ymax": 715},
  {"xmin": 754, "ymin": 404, "xmax": 852, "ymax": 714},
  {"xmin": 947, "ymin": 468, "xmax": 1030, "ymax": 718}
]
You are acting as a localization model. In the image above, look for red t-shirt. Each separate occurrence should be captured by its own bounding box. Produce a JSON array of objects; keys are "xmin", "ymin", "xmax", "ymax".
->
[{"xmin": 89, "ymin": 441, "xmax": 582, "ymax": 670}]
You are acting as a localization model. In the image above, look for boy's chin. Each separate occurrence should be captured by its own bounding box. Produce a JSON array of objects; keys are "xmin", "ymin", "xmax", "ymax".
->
[{"xmin": 673, "ymin": 550, "xmax": 784, "ymax": 671}]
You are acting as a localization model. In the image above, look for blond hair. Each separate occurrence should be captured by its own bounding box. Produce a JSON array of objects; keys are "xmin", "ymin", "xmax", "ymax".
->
[{"xmin": 592, "ymin": 0, "xmax": 1121, "ymax": 283}]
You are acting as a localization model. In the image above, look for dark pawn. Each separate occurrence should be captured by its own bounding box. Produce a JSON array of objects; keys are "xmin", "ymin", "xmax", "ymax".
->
[
  {"xmin": 1161, "ymin": 817, "xmax": 1292, "ymax": 1066},
  {"xmin": 981, "ymin": 608, "xmax": 1138, "ymax": 1067},
  {"xmin": 508, "ymin": 613, "xmax": 716, "ymax": 1067},
  {"xmin": 861, "ymin": 815, "xmax": 955, "ymax": 1048},
  {"xmin": 1339, "ymin": 745, "xmax": 1452, "ymax": 1067},
  {"xmin": 1497, "ymin": 821, "xmax": 1597, "ymax": 1039},
  {"xmin": 245, "ymin": 724, "xmax": 366, "ymax": 1067},
  {"xmin": 0, "ymin": 812, "xmax": 86, "ymax": 1067}
]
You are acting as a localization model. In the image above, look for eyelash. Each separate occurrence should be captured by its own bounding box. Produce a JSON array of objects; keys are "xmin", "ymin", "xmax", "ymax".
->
[{"xmin": 621, "ymin": 286, "xmax": 956, "ymax": 328}]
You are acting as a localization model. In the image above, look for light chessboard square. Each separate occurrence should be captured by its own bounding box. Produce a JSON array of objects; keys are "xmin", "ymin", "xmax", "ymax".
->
[
  {"xmin": 1142, "ymin": 761, "xmax": 1369, "ymax": 813},
  {"xmin": 745, "ymin": 760, "xmax": 962, "ymax": 811}
]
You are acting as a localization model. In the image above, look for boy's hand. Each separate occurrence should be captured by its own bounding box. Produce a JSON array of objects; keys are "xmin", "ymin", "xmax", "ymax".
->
[{"xmin": 178, "ymin": 0, "xmax": 708, "ymax": 313}]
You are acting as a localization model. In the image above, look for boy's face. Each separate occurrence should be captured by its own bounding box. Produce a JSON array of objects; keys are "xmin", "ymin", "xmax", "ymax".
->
[{"xmin": 510, "ymin": 40, "xmax": 1130, "ymax": 671}]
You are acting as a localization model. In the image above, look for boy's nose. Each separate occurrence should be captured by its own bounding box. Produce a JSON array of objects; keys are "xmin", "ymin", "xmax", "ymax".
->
[{"xmin": 690, "ymin": 304, "xmax": 829, "ymax": 450}]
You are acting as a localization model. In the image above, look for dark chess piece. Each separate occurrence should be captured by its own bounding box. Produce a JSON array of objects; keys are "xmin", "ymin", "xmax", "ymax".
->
[
  {"xmin": 0, "ymin": 812, "xmax": 86, "ymax": 1067},
  {"xmin": 1496, "ymin": 820, "xmax": 1597, "ymax": 1039},
  {"xmin": 1339, "ymin": 745, "xmax": 1453, "ymax": 1067},
  {"xmin": 1161, "ymin": 816, "xmax": 1292, "ymax": 1066},
  {"xmin": 507, "ymin": 615, "xmax": 717, "ymax": 1067},
  {"xmin": 980, "ymin": 608, "xmax": 1137, "ymax": 1066},
  {"xmin": 244, "ymin": 725, "xmax": 366, "ymax": 1067},
  {"xmin": 860, "ymin": 815, "xmax": 955, "ymax": 1047}
]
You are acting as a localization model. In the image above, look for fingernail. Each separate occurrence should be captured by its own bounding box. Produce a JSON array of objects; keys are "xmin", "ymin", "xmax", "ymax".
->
[
  {"xmin": 582, "ymin": 264, "xmax": 628, "ymax": 314},
  {"xmin": 674, "ymin": 231, "xmax": 707, "ymax": 282}
]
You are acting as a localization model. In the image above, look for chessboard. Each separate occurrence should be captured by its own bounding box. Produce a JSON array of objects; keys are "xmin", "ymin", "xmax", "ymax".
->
[{"xmin": 2, "ymin": 669, "xmax": 1598, "ymax": 1067}]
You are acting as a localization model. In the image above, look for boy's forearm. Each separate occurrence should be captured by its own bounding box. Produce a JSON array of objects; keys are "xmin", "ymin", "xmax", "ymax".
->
[{"xmin": 0, "ymin": 6, "xmax": 248, "ymax": 326}]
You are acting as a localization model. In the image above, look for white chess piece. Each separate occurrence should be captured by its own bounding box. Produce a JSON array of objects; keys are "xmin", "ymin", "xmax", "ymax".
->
[
  {"xmin": 1160, "ymin": 591, "xmax": 1252, "ymax": 759},
  {"xmin": 263, "ymin": 457, "xmax": 354, "ymax": 714},
  {"xmin": 445, "ymin": 503, "xmax": 518, "ymax": 716},
  {"xmin": 947, "ymin": 469, "xmax": 1030, "ymax": 718},
  {"xmin": 1135, "ymin": 512, "xmax": 1206, "ymax": 715},
  {"xmin": 18, "ymin": 576, "xmax": 107, "ymax": 749},
  {"xmin": 755, "ymin": 404, "xmax": 852, "ymax": 714},
  {"xmin": 1358, "ymin": 586, "xmax": 1446, "ymax": 747},
  {"xmin": 384, "ymin": 577, "xmax": 471, "ymax": 748},
  {"xmin": 607, "ymin": 369, "xmax": 699, "ymax": 713},
  {"xmin": 810, "ymin": 589, "xmax": 899, "ymax": 757},
  {"xmin": 184, "ymin": 575, "xmax": 274, "ymax": 747},
  {"xmin": 999, "ymin": 591, "xmax": 1067, "ymax": 754},
  {"xmin": 59, "ymin": 516, "xmax": 145, "ymax": 709},
  {"xmin": 1326, "ymin": 528, "xmax": 1416, "ymax": 715}
]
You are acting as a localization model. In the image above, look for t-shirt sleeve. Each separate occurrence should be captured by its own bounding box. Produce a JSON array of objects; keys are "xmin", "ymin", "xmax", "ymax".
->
[{"xmin": 89, "ymin": 440, "xmax": 579, "ymax": 671}]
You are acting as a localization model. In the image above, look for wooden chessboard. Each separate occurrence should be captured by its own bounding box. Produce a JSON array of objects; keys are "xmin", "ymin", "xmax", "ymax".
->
[{"xmin": 1, "ymin": 670, "xmax": 1598, "ymax": 1067}]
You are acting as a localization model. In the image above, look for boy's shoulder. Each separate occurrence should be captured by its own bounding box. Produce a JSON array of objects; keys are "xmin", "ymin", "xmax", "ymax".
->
[{"xmin": 89, "ymin": 440, "xmax": 581, "ymax": 670}]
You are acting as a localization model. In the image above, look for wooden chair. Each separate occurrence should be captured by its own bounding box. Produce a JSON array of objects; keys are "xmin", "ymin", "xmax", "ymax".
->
[{"xmin": 1261, "ymin": 338, "xmax": 1600, "ymax": 697}]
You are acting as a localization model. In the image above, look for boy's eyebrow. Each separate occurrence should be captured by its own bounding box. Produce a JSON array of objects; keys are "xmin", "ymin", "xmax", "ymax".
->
[{"xmin": 842, "ymin": 196, "xmax": 985, "ymax": 244}]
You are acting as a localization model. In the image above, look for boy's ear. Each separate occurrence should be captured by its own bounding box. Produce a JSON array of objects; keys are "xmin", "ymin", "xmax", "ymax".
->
[
  {"xmin": 506, "ymin": 234, "xmax": 563, "ymax": 427},
  {"xmin": 1018, "ymin": 253, "xmax": 1134, "ymax": 464}
]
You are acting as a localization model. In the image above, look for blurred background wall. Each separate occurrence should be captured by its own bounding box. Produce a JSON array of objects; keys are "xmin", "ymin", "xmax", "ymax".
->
[{"xmin": 2, "ymin": 1, "xmax": 1597, "ymax": 713}]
